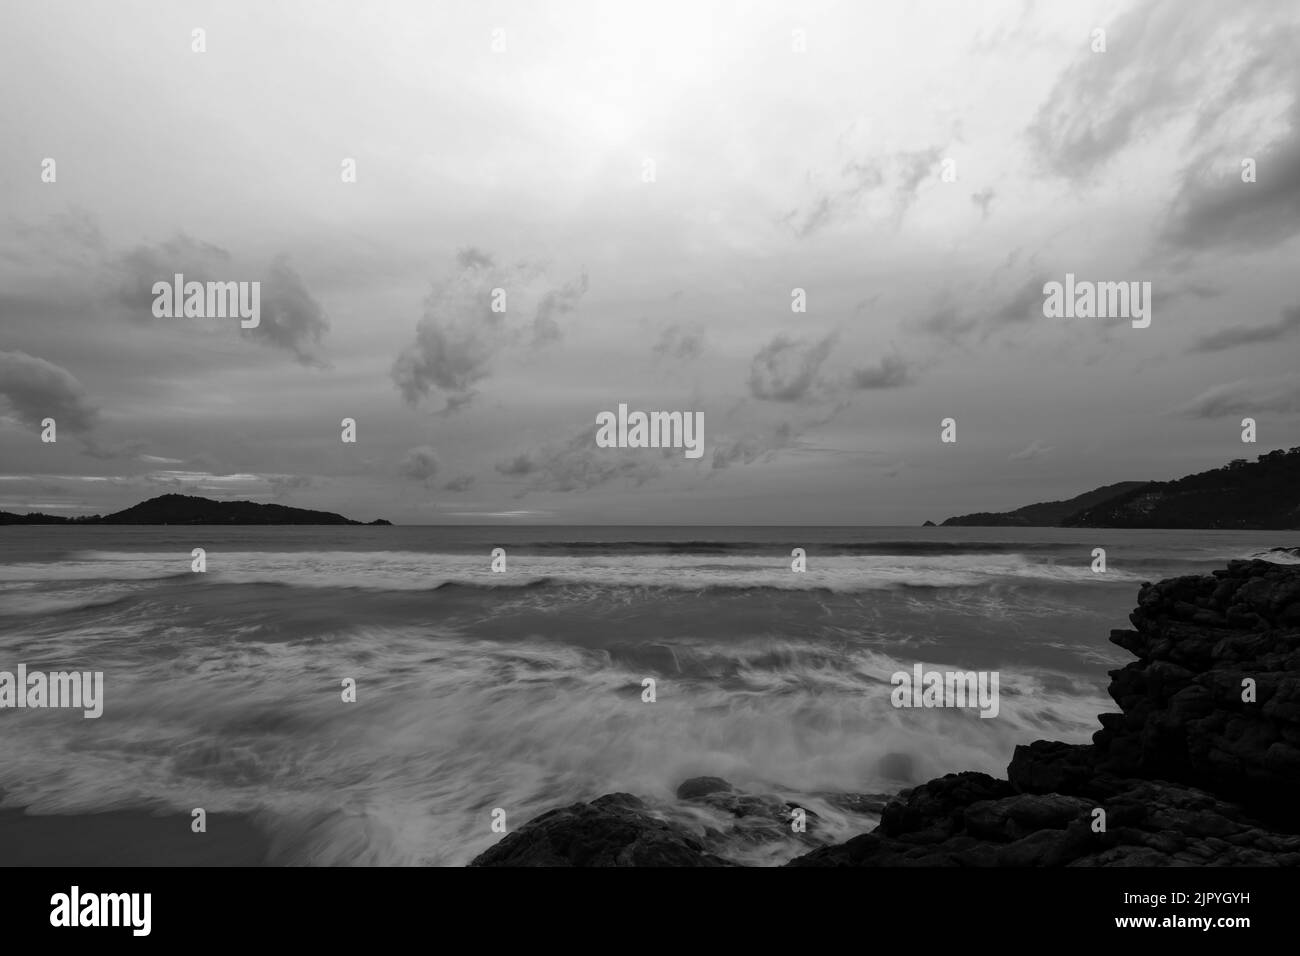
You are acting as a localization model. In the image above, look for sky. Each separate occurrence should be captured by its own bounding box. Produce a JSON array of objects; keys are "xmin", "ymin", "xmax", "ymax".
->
[{"xmin": 1, "ymin": 0, "xmax": 1298, "ymax": 525}]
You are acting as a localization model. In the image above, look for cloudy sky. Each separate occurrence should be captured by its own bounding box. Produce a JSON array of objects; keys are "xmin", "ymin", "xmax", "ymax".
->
[{"xmin": 2, "ymin": 0, "xmax": 1298, "ymax": 524}]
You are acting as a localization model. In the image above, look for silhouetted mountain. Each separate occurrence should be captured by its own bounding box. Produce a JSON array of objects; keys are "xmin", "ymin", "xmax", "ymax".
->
[
  {"xmin": 941, "ymin": 448, "xmax": 1300, "ymax": 529},
  {"xmin": 1064, "ymin": 447, "xmax": 1300, "ymax": 529},
  {"xmin": 0, "ymin": 494, "xmax": 391, "ymax": 526},
  {"xmin": 942, "ymin": 481, "xmax": 1149, "ymax": 527}
]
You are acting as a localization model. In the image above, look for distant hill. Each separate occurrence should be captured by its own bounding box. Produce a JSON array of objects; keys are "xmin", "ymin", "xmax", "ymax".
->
[
  {"xmin": 941, "ymin": 447, "xmax": 1300, "ymax": 529},
  {"xmin": 1064, "ymin": 448, "xmax": 1300, "ymax": 529},
  {"xmin": 942, "ymin": 481, "xmax": 1149, "ymax": 527},
  {"xmin": 0, "ymin": 494, "xmax": 392, "ymax": 526}
]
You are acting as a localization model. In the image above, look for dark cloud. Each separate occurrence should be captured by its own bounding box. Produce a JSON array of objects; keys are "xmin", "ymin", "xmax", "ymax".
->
[
  {"xmin": 1190, "ymin": 305, "xmax": 1300, "ymax": 353},
  {"xmin": 254, "ymin": 257, "xmax": 330, "ymax": 366},
  {"xmin": 1177, "ymin": 376, "xmax": 1300, "ymax": 418},
  {"xmin": 442, "ymin": 475, "xmax": 476, "ymax": 492},
  {"xmin": 910, "ymin": 275, "xmax": 1045, "ymax": 343},
  {"xmin": 456, "ymin": 247, "xmax": 495, "ymax": 270},
  {"xmin": 494, "ymin": 454, "xmax": 535, "ymax": 477},
  {"xmin": 1028, "ymin": 0, "xmax": 1300, "ymax": 211},
  {"xmin": 894, "ymin": 147, "xmax": 943, "ymax": 218},
  {"xmin": 114, "ymin": 234, "xmax": 232, "ymax": 315},
  {"xmin": 438, "ymin": 392, "xmax": 478, "ymax": 416},
  {"xmin": 392, "ymin": 248, "xmax": 587, "ymax": 410},
  {"xmin": 532, "ymin": 272, "xmax": 589, "ymax": 345},
  {"xmin": 110, "ymin": 233, "xmax": 330, "ymax": 363},
  {"xmin": 494, "ymin": 430, "xmax": 660, "ymax": 493},
  {"xmin": 850, "ymin": 354, "xmax": 912, "ymax": 390},
  {"xmin": 710, "ymin": 421, "xmax": 796, "ymax": 469},
  {"xmin": 710, "ymin": 403, "xmax": 848, "ymax": 471},
  {"xmin": 0, "ymin": 350, "xmax": 99, "ymax": 433},
  {"xmin": 747, "ymin": 333, "xmax": 837, "ymax": 401},
  {"xmin": 913, "ymin": 304, "xmax": 978, "ymax": 341},
  {"xmin": 399, "ymin": 446, "xmax": 440, "ymax": 484},
  {"xmin": 653, "ymin": 323, "xmax": 705, "ymax": 361},
  {"xmin": 1163, "ymin": 103, "xmax": 1300, "ymax": 252},
  {"xmin": 989, "ymin": 276, "xmax": 1048, "ymax": 326}
]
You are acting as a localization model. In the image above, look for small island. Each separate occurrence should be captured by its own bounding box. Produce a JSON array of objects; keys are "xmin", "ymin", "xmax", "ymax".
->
[{"xmin": 0, "ymin": 493, "xmax": 392, "ymax": 526}]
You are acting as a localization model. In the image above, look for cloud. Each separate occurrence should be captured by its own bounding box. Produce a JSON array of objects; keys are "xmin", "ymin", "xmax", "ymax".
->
[
  {"xmin": 1177, "ymin": 376, "xmax": 1300, "ymax": 418},
  {"xmin": 653, "ymin": 323, "xmax": 705, "ymax": 361},
  {"xmin": 913, "ymin": 304, "xmax": 978, "ymax": 341},
  {"xmin": 710, "ymin": 421, "xmax": 797, "ymax": 469},
  {"xmin": 1190, "ymin": 305, "xmax": 1300, "ymax": 352},
  {"xmin": 747, "ymin": 333, "xmax": 837, "ymax": 401},
  {"xmin": 971, "ymin": 188, "xmax": 996, "ymax": 219},
  {"xmin": 1028, "ymin": 1, "xmax": 1300, "ymax": 201},
  {"xmin": 850, "ymin": 354, "xmax": 912, "ymax": 389},
  {"xmin": 442, "ymin": 475, "xmax": 476, "ymax": 492},
  {"xmin": 785, "ymin": 146, "xmax": 943, "ymax": 237},
  {"xmin": 893, "ymin": 147, "xmax": 943, "ymax": 219},
  {"xmin": 456, "ymin": 247, "xmax": 495, "ymax": 270},
  {"xmin": 1009, "ymin": 439, "xmax": 1053, "ymax": 461},
  {"xmin": 911, "ymin": 275, "xmax": 1045, "ymax": 343},
  {"xmin": 532, "ymin": 272, "xmax": 589, "ymax": 345},
  {"xmin": 254, "ymin": 257, "xmax": 331, "ymax": 366},
  {"xmin": 399, "ymin": 446, "xmax": 440, "ymax": 484},
  {"xmin": 392, "ymin": 248, "xmax": 587, "ymax": 410},
  {"xmin": 114, "ymin": 234, "xmax": 233, "ymax": 315},
  {"xmin": 710, "ymin": 403, "xmax": 848, "ymax": 471},
  {"xmin": 1163, "ymin": 108, "xmax": 1300, "ymax": 252},
  {"xmin": 112, "ymin": 233, "xmax": 330, "ymax": 363},
  {"xmin": 1026, "ymin": 2, "xmax": 1202, "ymax": 180},
  {"xmin": 989, "ymin": 276, "xmax": 1048, "ymax": 326},
  {"xmin": 493, "ymin": 429, "xmax": 661, "ymax": 493},
  {"xmin": 0, "ymin": 350, "xmax": 99, "ymax": 433},
  {"xmin": 494, "ymin": 454, "xmax": 535, "ymax": 477}
]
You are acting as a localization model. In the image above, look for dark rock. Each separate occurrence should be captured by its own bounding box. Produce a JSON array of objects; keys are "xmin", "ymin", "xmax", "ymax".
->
[{"xmin": 469, "ymin": 793, "xmax": 734, "ymax": 867}]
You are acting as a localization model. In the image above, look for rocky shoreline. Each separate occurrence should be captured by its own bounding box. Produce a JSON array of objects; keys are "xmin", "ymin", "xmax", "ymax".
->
[{"xmin": 471, "ymin": 558, "xmax": 1300, "ymax": 866}]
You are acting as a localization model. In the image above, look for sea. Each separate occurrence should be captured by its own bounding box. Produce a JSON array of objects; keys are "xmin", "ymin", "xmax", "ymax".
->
[{"xmin": 1, "ymin": 525, "xmax": 1296, "ymax": 865}]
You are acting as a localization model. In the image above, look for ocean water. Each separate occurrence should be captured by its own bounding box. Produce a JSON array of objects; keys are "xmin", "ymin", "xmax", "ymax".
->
[{"xmin": 1, "ymin": 525, "xmax": 1296, "ymax": 866}]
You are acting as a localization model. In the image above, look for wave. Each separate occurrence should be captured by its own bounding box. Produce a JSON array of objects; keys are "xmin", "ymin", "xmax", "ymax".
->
[
  {"xmin": 513, "ymin": 539, "xmax": 1085, "ymax": 555},
  {"xmin": 0, "ymin": 628, "xmax": 1109, "ymax": 865},
  {"xmin": 1249, "ymin": 546, "xmax": 1300, "ymax": 564},
  {"xmin": 0, "ymin": 549, "xmax": 1147, "ymax": 599}
]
